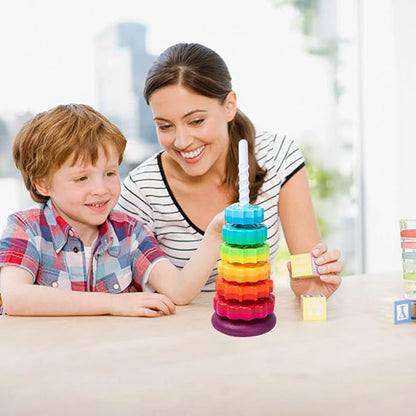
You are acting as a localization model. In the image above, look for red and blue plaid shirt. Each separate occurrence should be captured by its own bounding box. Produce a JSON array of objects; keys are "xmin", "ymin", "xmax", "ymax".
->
[{"xmin": 0, "ymin": 200, "xmax": 167, "ymax": 304}]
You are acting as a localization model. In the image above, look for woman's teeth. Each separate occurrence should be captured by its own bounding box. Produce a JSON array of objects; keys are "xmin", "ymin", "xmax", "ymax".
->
[{"xmin": 180, "ymin": 146, "xmax": 205, "ymax": 159}]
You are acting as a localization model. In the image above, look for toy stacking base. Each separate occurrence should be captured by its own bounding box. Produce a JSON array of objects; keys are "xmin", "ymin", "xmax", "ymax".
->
[{"xmin": 211, "ymin": 312, "xmax": 277, "ymax": 337}]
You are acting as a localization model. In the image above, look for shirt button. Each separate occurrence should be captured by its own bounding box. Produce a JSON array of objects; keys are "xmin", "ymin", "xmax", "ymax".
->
[
  {"xmin": 68, "ymin": 230, "xmax": 74, "ymax": 237},
  {"xmin": 73, "ymin": 247, "xmax": 79, "ymax": 253},
  {"xmin": 52, "ymin": 282, "xmax": 59, "ymax": 288},
  {"xmin": 113, "ymin": 283, "xmax": 120, "ymax": 290}
]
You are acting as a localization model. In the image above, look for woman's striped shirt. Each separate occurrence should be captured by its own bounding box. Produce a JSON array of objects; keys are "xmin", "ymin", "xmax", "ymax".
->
[{"xmin": 117, "ymin": 131, "xmax": 305, "ymax": 290}]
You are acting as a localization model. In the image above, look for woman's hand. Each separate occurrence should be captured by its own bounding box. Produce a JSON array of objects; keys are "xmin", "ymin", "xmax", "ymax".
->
[{"xmin": 288, "ymin": 242, "xmax": 342, "ymax": 298}]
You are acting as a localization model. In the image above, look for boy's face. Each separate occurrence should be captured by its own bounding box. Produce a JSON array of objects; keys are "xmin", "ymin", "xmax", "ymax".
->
[{"xmin": 36, "ymin": 145, "xmax": 121, "ymax": 243}]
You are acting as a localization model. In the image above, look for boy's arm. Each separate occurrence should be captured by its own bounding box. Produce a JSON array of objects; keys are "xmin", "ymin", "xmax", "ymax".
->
[
  {"xmin": 147, "ymin": 212, "xmax": 225, "ymax": 305},
  {"xmin": 0, "ymin": 266, "xmax": 175, "ymax": 317}
]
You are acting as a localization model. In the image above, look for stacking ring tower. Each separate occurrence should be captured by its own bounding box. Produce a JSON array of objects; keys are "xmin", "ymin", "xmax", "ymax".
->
[{"xmin": 211, "ymin": 139, "xmax": 277, "ymax": 336}]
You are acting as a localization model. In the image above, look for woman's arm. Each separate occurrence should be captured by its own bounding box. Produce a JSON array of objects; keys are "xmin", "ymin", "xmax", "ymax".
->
[
  {"xmin": 0, "ymin": 266, "xmax": 175, "ymax": 317},
  {"xmin": 279, "ymin": 167, "xmax": 342, "ymax": 297},
  {"xmin": 147, "ymin": 212, "xmax": 225, "ymax": 305}
]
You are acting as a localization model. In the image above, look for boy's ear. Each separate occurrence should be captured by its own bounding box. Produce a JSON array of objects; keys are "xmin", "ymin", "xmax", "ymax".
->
[
  {"xmin": 225, "ymin": 91, "xmax": 237, "ymax": 121},
  {"xmin": 34, "ymin": 179, "xmax": 50, "ymax": 197}
]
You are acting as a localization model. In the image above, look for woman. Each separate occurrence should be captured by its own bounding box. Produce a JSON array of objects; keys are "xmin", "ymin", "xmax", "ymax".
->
[{"xmin": 118, "ymin": 43, "xmax": 342, "ymax": 298}]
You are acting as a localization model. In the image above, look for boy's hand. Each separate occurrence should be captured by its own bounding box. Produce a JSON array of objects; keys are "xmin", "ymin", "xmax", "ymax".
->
[
  {"xmin": 205, "ymin": 211, "xmax": 226, "ymax": 241},
  {"xmin": 288, "ymin": 242, "xmax": 342, "ymax": 298},
  {"xmin": 110, "ymin": 292, "xmax": 176, "ymax": 317}
]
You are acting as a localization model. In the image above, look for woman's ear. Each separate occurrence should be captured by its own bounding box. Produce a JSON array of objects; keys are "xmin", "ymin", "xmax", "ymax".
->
[
  {"xmin": 224, "ymin": 91, "xmax": 237, "ymax": 121},
  {"xmin": 34, "ymin": 178, "xmax": 50, "ymax": 197}
]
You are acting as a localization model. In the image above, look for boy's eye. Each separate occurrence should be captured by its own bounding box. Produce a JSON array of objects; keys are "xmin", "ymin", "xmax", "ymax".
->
[
  {"xmin": 76, "ymin": 176, "xmax": 88, "ymax": 182},
  {"xmin": 106, "ymin": 171, "xmax": 118, "ymax": 177}
]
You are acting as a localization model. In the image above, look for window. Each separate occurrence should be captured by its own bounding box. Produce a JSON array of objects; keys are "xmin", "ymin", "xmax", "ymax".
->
[{"xmin": 0, "ymin": 0, "xmax": 361, "ymax": 273}]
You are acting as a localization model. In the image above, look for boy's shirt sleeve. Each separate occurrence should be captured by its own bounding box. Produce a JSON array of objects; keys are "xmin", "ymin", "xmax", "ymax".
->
[
  {"xmin": 0, "ymin": 214, "xmax": 39, "ymax": 281},
  {"xmin": 129, "ymin": 220, "xmax": 168, "ymax": 292}
]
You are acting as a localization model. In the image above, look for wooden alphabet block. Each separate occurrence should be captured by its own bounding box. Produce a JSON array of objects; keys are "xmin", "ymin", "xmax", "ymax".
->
[
  {"xmin": 290, "ymin": 253, "xmax": 319, "ymax": 278},
  {"xmin": 409, "ymin": 299, "xmax": 416, "ymax": 320},
  {"xmin": 377, "ymin": 299, "xmax": 412, "ymax": 324},
  {"xmin": 301, "ymin": 294, "xmax": 327, "ymax": 321}
]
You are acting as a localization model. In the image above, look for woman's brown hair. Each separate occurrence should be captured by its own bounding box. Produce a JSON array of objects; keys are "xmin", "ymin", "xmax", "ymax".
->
[
  {"xmin": 144, "ymin": 43, "xmax": 267, "ymax": 203},
  {"xmin": 13, "ymin": 104, "xmax": 126, "ymax": 203}
]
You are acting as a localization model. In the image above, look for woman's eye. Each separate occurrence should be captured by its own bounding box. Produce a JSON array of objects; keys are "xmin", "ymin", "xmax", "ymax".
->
[
  {"xmin": 191, "ymin": 119, "xmax": 204, "ymax": 126},
  {"xmin": 157, "ymin": 124, "xmax": 172, "ymax": 131}
]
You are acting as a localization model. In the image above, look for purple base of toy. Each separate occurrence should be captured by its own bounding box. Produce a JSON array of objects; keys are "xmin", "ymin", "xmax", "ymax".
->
[{"xmin": 211, "ymin": 312, "xmax": 277, "ymax": 337}]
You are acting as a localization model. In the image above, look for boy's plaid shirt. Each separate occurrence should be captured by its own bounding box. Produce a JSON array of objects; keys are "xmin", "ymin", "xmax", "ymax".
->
[{"xmin": 0, "ymin": 200, "xmax": 167, "ymax": 298}]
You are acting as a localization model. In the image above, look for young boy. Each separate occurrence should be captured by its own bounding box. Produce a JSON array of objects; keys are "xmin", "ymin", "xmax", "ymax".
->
[{"xmin": 0, "ymin": 104, "xmax": 224, "ymax": 317}]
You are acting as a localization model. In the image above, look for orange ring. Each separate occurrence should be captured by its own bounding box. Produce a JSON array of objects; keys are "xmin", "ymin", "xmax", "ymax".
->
[{"xmin": 218, "ymin": 260, "xmax": 271, "ymax": 283}]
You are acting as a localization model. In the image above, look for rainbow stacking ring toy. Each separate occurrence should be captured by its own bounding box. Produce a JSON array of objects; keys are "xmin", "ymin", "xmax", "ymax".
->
[{"xmin": 211, "ymin": 139, "xmax": 277, "ymax": 337}]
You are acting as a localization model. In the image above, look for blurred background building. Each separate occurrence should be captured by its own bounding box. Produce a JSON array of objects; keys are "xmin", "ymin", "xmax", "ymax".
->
[{"xmin": 95, "ymin": 21, "xmax": 160, "ymax": 175}]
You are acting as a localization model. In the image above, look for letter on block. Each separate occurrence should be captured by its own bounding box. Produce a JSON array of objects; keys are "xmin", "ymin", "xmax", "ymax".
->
[
  {"xmin": 377, "ymin": 299, "xmax": 412, "ymax": 324},
  {"xmin": 301, "ymin": 294, "xmax": 327, "ymax": 321},
  {"xmin": 290, "ymin": 253, "xmax": 319, "ymax": 278}
]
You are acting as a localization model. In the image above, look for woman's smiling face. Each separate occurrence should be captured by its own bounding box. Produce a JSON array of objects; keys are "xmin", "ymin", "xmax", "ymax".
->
[{"xmin": 149, "ymin": 84, "xmax": 237, "ymax": 178}]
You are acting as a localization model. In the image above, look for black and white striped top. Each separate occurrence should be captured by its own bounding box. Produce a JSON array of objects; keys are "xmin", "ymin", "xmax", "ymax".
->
[{"xmin": 117, "ymin": 131, "xmax": 305, "ymax": 291}]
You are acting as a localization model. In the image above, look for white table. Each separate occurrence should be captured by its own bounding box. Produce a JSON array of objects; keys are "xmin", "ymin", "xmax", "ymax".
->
[{"xmin": 0, "ymin": 272, "xmax": 414, "ymax": 415}]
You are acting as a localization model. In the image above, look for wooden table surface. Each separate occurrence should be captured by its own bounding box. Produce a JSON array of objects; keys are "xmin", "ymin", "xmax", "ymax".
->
[{"xmin": 0, "ymin": 272, "xmax": 414, "ymax": 415}]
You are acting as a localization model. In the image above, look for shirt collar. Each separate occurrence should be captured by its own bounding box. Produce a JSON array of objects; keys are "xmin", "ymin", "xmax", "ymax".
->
[{"xmin": 44, "ymin": 199, "xmax": 120, "ymax": 257}]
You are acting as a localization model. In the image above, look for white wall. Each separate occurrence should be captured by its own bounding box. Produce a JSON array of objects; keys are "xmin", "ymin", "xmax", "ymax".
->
[
  {"xmin": 361, "ymin": 0, "xmax": 416, "ymax": 273},
  {"xmin": 393, "ymin": 0, "xmax": 416, "ymax": 219}
]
